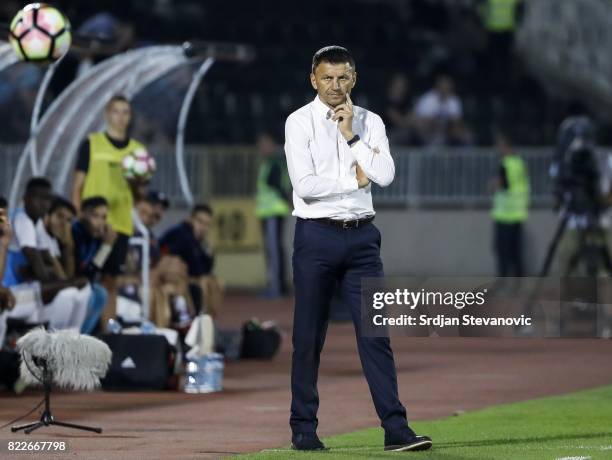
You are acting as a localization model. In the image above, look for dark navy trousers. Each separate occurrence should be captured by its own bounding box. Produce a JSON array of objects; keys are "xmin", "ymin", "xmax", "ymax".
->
[{"xmin": 290, "ymin": 218, "xmax": 408, "ymax": 435}]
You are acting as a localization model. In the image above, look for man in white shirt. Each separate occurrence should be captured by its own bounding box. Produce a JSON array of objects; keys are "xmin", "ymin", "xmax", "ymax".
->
[
  {"xmin": 414, "ymin": 75, "xmax": 469, "ymax": 146},
  {"xmin": 3, "ymin": 179, "xmax": 89, "ymax": 331},
  {"xmin": 285, "ymin": 46, "xmax": 432, "ymax": 452}
]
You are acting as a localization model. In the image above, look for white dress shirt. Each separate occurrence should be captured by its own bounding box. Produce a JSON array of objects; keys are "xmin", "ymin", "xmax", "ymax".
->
[{"xmin": 284, "ymin": 96, "xmax": 395, "ymax": 220}]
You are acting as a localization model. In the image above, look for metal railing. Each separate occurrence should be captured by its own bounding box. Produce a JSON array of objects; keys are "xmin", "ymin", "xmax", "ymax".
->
[
  {"xmin": 147, "ymin": 145, "xmax": 259, "ymax": 206},
  {"xmin": 372, "ymin": 147, "xmax": 554, "ymax": 207},
  {"xmin": 1, "ymin": 144, "xmax": 556, "ymax": 208}
]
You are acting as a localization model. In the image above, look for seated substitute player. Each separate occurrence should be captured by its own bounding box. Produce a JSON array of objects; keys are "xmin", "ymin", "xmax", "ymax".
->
[
  {"xmin": 3, "ymin": 178, "xmax": 90, "ymax": 331},
  {"xmin": 160, "ymin": 204, "xmax": 223, "ymax": 318}
]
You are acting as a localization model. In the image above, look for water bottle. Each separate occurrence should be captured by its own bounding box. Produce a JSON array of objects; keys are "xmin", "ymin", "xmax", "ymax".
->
[
  {"xmin": 106, "ymin": 318, "xmax": 122, "ymax": 334},
  {"xmin": 184, "ymin": 359, "xmax": 199, "ymax": 394},
  {"xmin": 172, "ymin": 295, "xmax": 191, "ymax": 328},
  {"xmin": 197, "ymin": 355, "xmax": 214, "ymax": 393},
  {"xmin": 140, "ymin": 319, "xmax": 156, "ymax": 334},
  {"xmin": 210, "ymin": 353, "xmax": 224, "ymax": 392}
]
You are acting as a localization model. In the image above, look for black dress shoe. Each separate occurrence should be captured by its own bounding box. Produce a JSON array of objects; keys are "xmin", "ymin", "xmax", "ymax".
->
[
  {"xmin": 385, "ymin": 428, "xmax": 433, "ymax": 452},
  {"xmin": 291, "ymin": 432, "xmax": 328, "ymax": 451}
]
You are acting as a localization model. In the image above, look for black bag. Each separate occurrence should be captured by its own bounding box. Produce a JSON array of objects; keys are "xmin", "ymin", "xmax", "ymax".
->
[
  {"xmin": 0, "ymin": 350, "xmax": 20, "ymax": 390},
  {"xmin": 100, "ymin": 334, "xmax": 174, "ymax": 390},
  {"xmin": 215, "ymin": 329, "xmax": 243, "ymax": 361},
  {"xmin": 240, "ymin": 322, "xmax": 281, "ymax": 360}
]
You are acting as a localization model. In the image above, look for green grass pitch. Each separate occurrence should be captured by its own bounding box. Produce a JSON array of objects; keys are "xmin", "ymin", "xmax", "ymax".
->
[{"xmin": 235, "ymin": 385, "xmax": 612, "ymax": 459}]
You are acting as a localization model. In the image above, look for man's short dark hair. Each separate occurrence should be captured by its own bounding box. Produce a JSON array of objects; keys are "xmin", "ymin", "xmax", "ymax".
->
[
  {"xmin": 192, "ymin": 203, "xmax": 213, "ymax": 217},
  {"xmin": 0, "ymin": 196, "xmax": 7, "ymax": 209},
  {"xmin": 257, "ymin": 130, "xmax": 280, "ymax": 144},
  {"xmin": 50, "ymin": 196, "xmax": 77, "ymax": 216},
  {"xmin": 81, "ymin": 196, "xmax": 108, "ymax": 213},
  {"xmin": 312, "ymin": 46, "xmax": 355, "ymax": 72},
  {"xmin": 146, "ymin": 190, "xmax": 170, "ymax": 209},
  {"xmin": 106, "ymin": 94, "xmax": 130, "ymax": 110},
  {"xmin": 25, "ymin": 177, "xmax": 52, "ymax": 195}
]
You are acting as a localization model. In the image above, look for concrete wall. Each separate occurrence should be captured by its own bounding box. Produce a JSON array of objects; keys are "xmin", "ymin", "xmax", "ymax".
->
[
  {"xmin": 158, "ymin": 208, "xmax": 561, "ymax": 287},
  {"xmin": 375, "ymin": 209, "xmax": 559, "ymax": 277}
]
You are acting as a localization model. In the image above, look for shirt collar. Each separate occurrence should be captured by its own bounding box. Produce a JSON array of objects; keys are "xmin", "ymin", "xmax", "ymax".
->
[{"xmin": 312, "ymin": 95, "xmax": 334, "ymax": 121}]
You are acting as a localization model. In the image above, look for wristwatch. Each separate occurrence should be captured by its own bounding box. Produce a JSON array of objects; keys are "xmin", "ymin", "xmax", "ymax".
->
[{"xmin": 347, "ymin": 134, "xmax": 360, "ymax": 147}]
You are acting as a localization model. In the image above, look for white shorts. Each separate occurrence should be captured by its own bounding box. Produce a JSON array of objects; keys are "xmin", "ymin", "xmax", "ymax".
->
[{"xmin": 5, "ymin": 283, "xmax": 91, "ymax": 332}]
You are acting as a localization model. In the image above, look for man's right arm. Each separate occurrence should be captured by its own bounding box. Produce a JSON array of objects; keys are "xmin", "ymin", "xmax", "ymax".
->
[
  {"xmin": 285, "ymin": 116, "xmax": 358, "ymax": 200},
  {"xmin": 22, "ymin": 247, "xmax": 54, "ymax": 282},
  {"xmin": 0, "ymin": 208, "xmax": 11, "ymax": 282}
]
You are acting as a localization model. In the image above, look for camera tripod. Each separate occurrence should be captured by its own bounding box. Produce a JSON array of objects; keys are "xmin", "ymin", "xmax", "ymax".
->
[
  {"xmin": 524, "ymin": 209, "xmax": 612, "ymax": 336},
  {"xmin": 539, "ymin": 212, "xmax": 612, "ymax": 278},
  {"xmin": 11, "ymin": 357, "xmax": 102, "ymax": 434}
]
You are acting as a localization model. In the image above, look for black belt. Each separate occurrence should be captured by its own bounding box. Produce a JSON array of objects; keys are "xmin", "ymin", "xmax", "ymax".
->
[{"xmin": 305, "ymin": 216, "xmax": 375, "ymax": 229}]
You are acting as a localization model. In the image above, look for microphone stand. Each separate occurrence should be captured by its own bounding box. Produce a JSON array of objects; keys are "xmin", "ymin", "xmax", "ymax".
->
[{"xmin": 11, "ymin": 357, "xmax": 102, "ymax": 434}]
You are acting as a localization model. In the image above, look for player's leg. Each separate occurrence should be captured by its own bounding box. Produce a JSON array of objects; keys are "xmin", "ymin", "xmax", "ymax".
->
[
  {"xmin": 81, "ymin": 283, "xmax": 107, "ymax": 334},
  {"xmin": 40, "ymin": 287, "xmax": 79, "ymax": 329},
  {"xmin": 69, "ymin": 284, "xmax": 92, "ymax": 331},
  {"xmin": 101, "ymin": 233, "xmax": 130, "ymax": 326},
  {"xmin": 513, "ymin": 223, "xmax": 524, "ymax": 277},
  {"xmin": 262, "ymin": 217, "xmax": 282, "ymax": 297},
  {"xmin": 494, "ymin": 222, "xmax": 509, "ymax": 277}
]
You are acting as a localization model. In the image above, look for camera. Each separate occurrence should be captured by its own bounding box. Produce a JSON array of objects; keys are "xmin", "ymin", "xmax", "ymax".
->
[{"xmin": 550, "ymin": 116, "xmax": 601, "ymax": 221}]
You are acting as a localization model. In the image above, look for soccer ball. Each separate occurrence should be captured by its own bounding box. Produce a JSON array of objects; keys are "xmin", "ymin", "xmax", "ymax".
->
[
  {"xmin": 8, "ymin": 3, "xmax": 72, "ymax": 62},
  {"xmin": 122, "ymin": 148, "xmax": 157, "ymax": 181}
]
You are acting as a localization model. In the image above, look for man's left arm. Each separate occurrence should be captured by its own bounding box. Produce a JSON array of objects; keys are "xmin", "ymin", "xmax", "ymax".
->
[
  {"xmin": 350, "ymin": 114, "xmax": 396, "ymax": 187},
  {"xmin": 43, "ymin": 250, "xmax": 68, "ymax": 280},
  {"xmin": 335, "ymin": 95, "xmax": 395, "ymax": 187}
]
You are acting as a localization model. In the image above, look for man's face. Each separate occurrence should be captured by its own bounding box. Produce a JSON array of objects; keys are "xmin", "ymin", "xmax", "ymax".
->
[
  {"xmin": 310, "ymin": 62, "xmax": 356, "ymax": 108},
  {"xmin": 137, "ymin": 201, "xmax": 155, "ymax": 228},
  {"xmin": 83, "ymin": 205, "xmax": 108, "ymax": 238},
  {"xmin": 496, "ymin": 136, "xmax": 511, "ymax": 155},
  {"xmin": 105, "ymin": 100, "xmax": 131, "ymax": 133},
  {"xmin": 257, "ymin": 134, "xmax": 277, "ymax": 158},
  {"xmin": 48, "ymin": 207, "xmax": 74, "ymax": 238},
  {"xmin": 24, "ymin": 187, "xmax": 52, "ymax": 221},
  {"xmin": 151, "ymin": 203, "xmax": 165, "ymax": 227},
  {"xmin": 190, "ymin": 211, "xmax": 212, "ymax": 241},
  {"xmin": 436, "ymin": 77, "xmax": 453, "ymax": 98}
]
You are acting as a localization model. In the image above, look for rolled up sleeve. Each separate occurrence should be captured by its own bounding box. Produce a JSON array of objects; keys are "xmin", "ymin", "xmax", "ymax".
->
[{"xmin": 351, "ymin": 114, "xmax": 395, "ymax": 187}]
